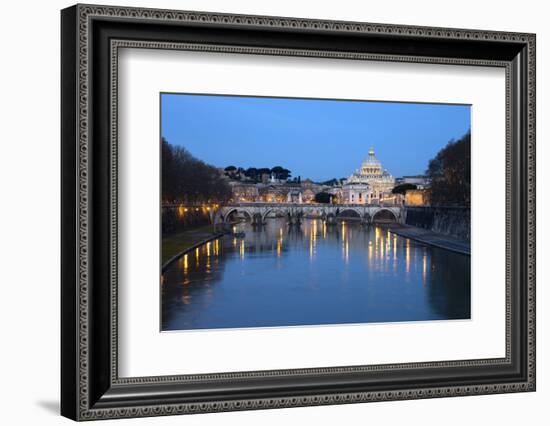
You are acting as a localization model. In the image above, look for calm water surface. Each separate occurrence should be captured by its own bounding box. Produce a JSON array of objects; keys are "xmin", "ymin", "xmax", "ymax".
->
[{"xmin": 162, "ymin": 218, "xmax": 470, "ymax": 331}]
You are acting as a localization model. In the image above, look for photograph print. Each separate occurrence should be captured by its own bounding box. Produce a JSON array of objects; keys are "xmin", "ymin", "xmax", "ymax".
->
[{"xmin": 160, "ymin": 93, "xmax": 471, "ymax": 332}]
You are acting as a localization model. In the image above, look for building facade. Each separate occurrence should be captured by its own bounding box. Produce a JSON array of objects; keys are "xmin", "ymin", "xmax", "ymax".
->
[
  {"xmin": 342, "ymin": 148, "xmax": 395, "ymax": 204},
  {"xmin": 228, "ymin": 181, "xmax": 259, "ymax": 202},
  {"xmin": 405, "ymin": 189, "xmax": 430, "ymax": 206}
]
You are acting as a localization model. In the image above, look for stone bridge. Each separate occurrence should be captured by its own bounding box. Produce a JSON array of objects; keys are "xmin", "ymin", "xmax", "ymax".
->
[{"xmin": 216, "ymin": 203, "xmax": 404, "ymax": 225}]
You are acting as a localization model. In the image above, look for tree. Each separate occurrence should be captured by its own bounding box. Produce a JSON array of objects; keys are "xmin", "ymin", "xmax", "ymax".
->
[
  {"xmin": 314, "ymin": 192, "xmax": 333, "ymax": 204},
  {"xmin": 162, "ymin": 139, "xmax": 232, "ymax": 204},
  {"xmin": 224, "ymin": 165, "xmax": 237, "ymax": 179},
  {"xmin": 257, "ymin": 168, "xmax": 271, "ymax": 181},
  {"xmin": 426, "ymin": 132, "xmax": 471, "ymax": 206},
  {"xmin": 392, "ymin": 183, "xmax": 417, "ymax": 195},
  {"xmin": 271, "ymin": 166, "xmax": 284, "ymax": 176},
  {"xmin": 162, "ymin": 138, "xmax": 177, "ymax": 200},
  {"xmin": 282, "ymin": 168, "xmax": 291, "ymax": 180},
  {"xmin": 270, "ymin": 166, "xmax": 291, "ymax": 181},
  {"xmin": 244, "ymin": 167, "xmax": 259, "ymax": 181}
]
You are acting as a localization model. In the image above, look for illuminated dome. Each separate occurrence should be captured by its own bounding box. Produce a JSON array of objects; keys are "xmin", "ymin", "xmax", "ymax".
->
[
  {"xmin": 360, "ymin": 147, "xmax": 382, "ymax": 176},
  {"xmin": 342, "ymin": 147, "xmax": 395, "ymax": 204},
  {"xmin": 364, "ymin": 147, "xmax": 380, "ymax": 165}
]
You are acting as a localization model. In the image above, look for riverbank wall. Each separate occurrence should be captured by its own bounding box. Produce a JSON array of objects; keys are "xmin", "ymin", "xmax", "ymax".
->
[{"xmin": 404, "ymin": 206, "xmax": 470, "ymax": 241}]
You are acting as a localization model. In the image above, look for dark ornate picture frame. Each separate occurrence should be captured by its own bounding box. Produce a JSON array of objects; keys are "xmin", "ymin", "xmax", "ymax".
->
[{"xmin": 61, "ymin": 4, "xmax": 536, "ymax": 421}]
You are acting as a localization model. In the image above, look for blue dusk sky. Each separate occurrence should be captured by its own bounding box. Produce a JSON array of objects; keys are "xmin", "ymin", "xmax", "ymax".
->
[{"xmin": 161, "ymin": 93, "xmax": 470, "ymax": 182}]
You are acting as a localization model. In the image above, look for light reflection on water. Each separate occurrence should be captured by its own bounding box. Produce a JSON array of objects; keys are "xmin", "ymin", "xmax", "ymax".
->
[{"xmin": 162, "ymin": 218, "xmax": 470, "ymax": 331}]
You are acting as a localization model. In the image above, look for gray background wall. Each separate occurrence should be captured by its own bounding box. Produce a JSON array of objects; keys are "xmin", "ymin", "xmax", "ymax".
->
[{"xmin": 0, "ymin": 1, "xmax": 547, "ymax": 425}]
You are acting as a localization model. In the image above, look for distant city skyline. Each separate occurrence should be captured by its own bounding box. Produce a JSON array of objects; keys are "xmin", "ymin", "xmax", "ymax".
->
[{"xmin": 161, "ymin": 93, "xmax": 471, "ymax": 182}]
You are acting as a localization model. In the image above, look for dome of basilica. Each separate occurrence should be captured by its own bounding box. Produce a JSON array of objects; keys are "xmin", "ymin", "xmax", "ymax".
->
[{"xmin": 342, "ymin": 147, "xmax": 395, "ymax": 204}]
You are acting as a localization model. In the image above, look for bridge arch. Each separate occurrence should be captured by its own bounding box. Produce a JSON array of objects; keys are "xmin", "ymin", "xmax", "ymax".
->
[
  {"xmin": 261, "ymin": 208, "xmax": 287, "ymax": 222},
  {"xmin": 223, "ymin": 208, "xmax": 253, "ymax": 223},
  {"xmin": 372, "ymin": 208, "xmax": 398, "ymax": 223},
  {"xmin": 336, "ymin": 208, "xmax": 363, "ymax": 220}
]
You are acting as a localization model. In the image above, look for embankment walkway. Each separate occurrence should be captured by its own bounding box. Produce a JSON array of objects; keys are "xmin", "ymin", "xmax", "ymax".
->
[
  {"xmin": 387, "ymin": 224, "xmax": 470, "ymax": 256},
  {"xmin": 162, "ymin": 230, "xmax": 226, "ymax": 272}
]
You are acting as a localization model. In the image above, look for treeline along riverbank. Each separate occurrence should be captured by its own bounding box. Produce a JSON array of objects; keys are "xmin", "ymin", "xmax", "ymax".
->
[{"xmin": 162, "ymin": 206, "xmax": 212, "ymax": 236}]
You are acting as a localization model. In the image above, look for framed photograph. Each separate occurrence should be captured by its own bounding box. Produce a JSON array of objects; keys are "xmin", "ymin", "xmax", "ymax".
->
[{"xmin": 61, "ymin": 4, "xmax": 536, "ymax": 421}]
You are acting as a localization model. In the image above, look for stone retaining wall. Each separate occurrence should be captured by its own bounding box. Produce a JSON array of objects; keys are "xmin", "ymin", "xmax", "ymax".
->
[{"xmin": 404, "ymin": 206, "xmax": 470, "ymax": 241}]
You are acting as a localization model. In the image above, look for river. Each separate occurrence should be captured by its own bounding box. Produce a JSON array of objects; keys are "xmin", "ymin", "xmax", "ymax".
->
[{"xmin": 162, "ymin": 218, "xmax": 470, "ymax": 331}]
